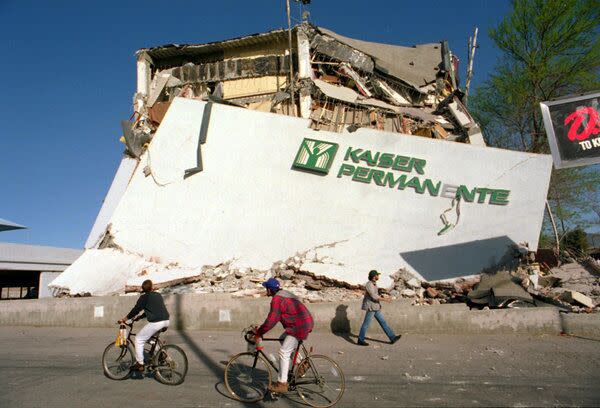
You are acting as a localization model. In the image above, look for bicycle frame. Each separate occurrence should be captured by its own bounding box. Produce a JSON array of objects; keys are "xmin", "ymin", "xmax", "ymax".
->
[
  {"xmin": 119, "ymin": 321, "xmax": 165, "ymax": 366},
  {"xmin": 252, "ymin": 338, "xmax": 315, "ymax": 387}
]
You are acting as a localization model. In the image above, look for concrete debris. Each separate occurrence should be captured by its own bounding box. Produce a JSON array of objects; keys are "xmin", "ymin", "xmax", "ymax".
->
[
  {"xmin": 406, "ymin": 278, "xmax": 421, "ymax": 289},
  {"xmin": 528, "ymin": 261, "xmax": 599, "ymax": 311},
  {"xmin": 560, "ymin": 291, "xmax": 594, "ymax": 308}
]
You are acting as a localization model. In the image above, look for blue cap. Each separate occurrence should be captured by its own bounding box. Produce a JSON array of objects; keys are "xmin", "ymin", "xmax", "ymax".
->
[{"xmin": 262, "ymin": 278, "xmax": 280, "ymax": 291}]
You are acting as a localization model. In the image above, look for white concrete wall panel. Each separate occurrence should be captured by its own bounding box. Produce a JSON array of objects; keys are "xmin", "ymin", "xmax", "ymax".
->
[
  {"xmin": 56, "ymin": 98, "xmax": 553, "ymax": 294},
  {"xmin": 38, "ymin": 272, "xmax": 62, "ymax": 298},
  {"xmin": 85, "ymin": 156, "xmax": 138, "ymax": 249}
]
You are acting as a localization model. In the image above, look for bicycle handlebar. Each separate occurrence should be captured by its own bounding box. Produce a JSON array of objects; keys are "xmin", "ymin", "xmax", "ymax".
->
[{"xmin": 243, "ymin": 326, "xmax": 280, "ymax": 344}]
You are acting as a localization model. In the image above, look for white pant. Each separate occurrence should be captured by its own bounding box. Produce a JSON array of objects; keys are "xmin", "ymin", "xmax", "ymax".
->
[
  {"xmin": 278, "ymin": 334, "xmax": 299, "ymax": 383},
  {"xmin": 134, "ymin": 320, "xmax": 170, "ymax": 364}
]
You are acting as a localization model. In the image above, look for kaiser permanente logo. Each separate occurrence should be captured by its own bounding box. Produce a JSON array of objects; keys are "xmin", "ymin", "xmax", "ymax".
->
[
  {"xmin": 292, "ymin": 137, "xmax": 511, "ymax": 205},
  {"xmin": 292, "ymin": 138, "xmax": 339, "ymax": 174}
]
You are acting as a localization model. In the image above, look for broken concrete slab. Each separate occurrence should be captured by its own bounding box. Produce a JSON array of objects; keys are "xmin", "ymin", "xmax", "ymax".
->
[
  {"xmin": 56, "ymin": 98, "xmax": 553, "ymax": 295},
  {"xmin": 311, "ymin": 33, "xmax": 374, "ymax": 74},
  {"xmin": 317, "ymin": 27, "xmax": 442, "ymax": 92},
  {"xmin": 560, "ymin": 291, "xmax": 595, "ymax": 308}
]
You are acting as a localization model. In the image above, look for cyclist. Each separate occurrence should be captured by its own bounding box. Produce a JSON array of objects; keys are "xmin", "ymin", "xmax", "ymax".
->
[
  {"xmin": 118, "ymin": 279, "xmax": 170, "ymax": 371},
  {"xmin": 253, "ymin": 278, "xmax": 314, "ymax": 393}
]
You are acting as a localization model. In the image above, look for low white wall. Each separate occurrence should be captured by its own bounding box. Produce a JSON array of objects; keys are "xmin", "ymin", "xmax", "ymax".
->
[
  {"xmin": 53, "ymin": 98, "xmax": 552, "ymax": 294},
  {"xmin": 39, "ymin": 272, "xmax": 61, "ymax": 298}
]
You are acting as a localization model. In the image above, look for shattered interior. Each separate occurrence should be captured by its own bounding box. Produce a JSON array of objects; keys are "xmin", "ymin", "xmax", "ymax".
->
[{"xmin": 124, "ymin": 23, "xmax": 483, "ymax": 157}]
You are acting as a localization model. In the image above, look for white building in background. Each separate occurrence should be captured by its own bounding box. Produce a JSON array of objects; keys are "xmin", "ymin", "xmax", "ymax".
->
[
  {"xmin": 0, "ymin": 242, "xmax": 82, "ymax": 299},
  {"xmin": 51, "ymin": 25, "xmax": 553, "ymax": 296}
]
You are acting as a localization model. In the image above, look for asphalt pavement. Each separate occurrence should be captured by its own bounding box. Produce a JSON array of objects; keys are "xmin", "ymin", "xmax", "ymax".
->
[{"xmin": 0, "ymin": 326, "xmax": 598, "ymax": 407}]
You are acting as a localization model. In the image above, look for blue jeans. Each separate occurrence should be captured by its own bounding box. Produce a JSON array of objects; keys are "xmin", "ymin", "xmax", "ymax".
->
[{"xmin": 358, "ymin": 310, "xmax": 396, "ymax": 342}]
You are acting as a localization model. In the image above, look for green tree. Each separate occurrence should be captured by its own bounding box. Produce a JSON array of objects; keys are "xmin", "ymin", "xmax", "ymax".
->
[
  {"xmin": 562, "ymin": 228, "xmax": 589, "ymax": 255},
  {"xmin": 470, "ymin": 0, "xmax": 600, "ymax": 242}
]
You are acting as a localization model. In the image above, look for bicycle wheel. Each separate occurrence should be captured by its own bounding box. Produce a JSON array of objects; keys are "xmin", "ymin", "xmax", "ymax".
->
[
  {"xmin": 154, "ymin": 344, "xmax": 188, "ymax": 385},
  {"xmin": 224, "ymin": 352, "xmax": 272, "ymax": 403},
  {"xmin": 102, "ymin": 342, "xmax": 134, "ymax": 380},
  {"xmin": 295, "ymin": 355, "xmax": 345, "ymax": 408}
]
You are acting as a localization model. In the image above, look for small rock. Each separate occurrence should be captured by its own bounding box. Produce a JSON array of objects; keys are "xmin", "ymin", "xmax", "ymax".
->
[
  {"xmin": 280, "ymin": 269, "xmax": 295, "ymax": 280},
  {"xmin": 305, "ymin": 281, "xmax": 323, "ymax": 291},
  {"xmin": 425, "ymin": 287, "xmax": 439, "ymax": 298},
  {"xmin": 293, "ymin": 256, "xmax": 301, "ymax": 263},
  {"xmin": 381, "ymin": 355, "xmax": 389, "ymax": 360},
  {"xmin": 406, "ymin": 278, "xmax": 421, "ymax": 289},
  {"xmin": 401, "ymin": 289, "xmax": 416, "ymax": 297}
]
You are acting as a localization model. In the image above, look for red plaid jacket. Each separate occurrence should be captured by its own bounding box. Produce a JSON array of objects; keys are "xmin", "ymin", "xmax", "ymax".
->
[{"xmin": 256, "ymin": 290, "xmax": 314, "ymax": 340}]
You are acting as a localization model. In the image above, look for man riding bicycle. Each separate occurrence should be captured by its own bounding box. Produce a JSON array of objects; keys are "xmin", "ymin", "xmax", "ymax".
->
[
  {"xmin": 118, "ymin": 279, "xmax": 170, "ymax": 372},
  {"xmin": 253, "ymin": 278, "xmax": 314, "ymax": 393}
]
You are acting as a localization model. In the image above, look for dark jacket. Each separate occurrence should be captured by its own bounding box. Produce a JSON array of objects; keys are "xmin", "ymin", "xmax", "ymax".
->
[{"xmin": 127, "ymin": 291, "xmax": 170, "ymax": 322}]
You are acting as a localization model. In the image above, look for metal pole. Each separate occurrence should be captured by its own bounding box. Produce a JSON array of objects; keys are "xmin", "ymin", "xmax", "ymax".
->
[
  {"xmin": 545, "ymin": 200, "xmax": 561, "ymax": 266},
  {"xmin": 286, "ymin": 0, "xmax": 296, "ymax": 113},
  {"xmin": 464, "ymin": 27, "xmax": 478, "ymax": 106}
]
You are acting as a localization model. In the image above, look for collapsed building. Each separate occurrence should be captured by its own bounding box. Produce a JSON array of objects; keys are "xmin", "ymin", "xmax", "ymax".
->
[
  {"xmin": 51, "ymin": 24, "xmax": 555, "ymax": 300},
  {"xmin": 124, "ymin": 24, "xmax": 483, "ymax": 157}
]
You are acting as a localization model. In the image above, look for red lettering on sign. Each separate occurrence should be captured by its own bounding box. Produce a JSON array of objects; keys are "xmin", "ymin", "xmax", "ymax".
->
[{"xmin": 564, "ymin": 107, "xmax": 600, "ymax": 141}]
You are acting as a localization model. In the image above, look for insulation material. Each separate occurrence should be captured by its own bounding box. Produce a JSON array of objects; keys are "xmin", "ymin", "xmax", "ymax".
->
[{"xmin": 222, "ymin": 76, "xmax": 287, "ymax": 99}]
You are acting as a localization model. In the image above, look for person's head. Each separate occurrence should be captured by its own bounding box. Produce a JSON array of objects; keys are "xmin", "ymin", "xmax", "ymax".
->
[
  {"xmin": 141, "ymin": 279, "xmax": 153, "ymax": 293},
  {"xmin": 368, "ymin": 270, "xmax": 380, "ymax": 282},
  {"xmin": 262, "ymin": 278, "xmax": 281, "ymax": 296}
]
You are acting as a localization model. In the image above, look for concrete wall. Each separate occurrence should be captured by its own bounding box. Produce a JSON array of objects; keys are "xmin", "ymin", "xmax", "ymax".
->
[
  {"xmin": 53, "ymin": 98, "xmax": 552, "ymax": 295},
  {"xmin": 38, "ymin": 272, "xmax": 61, "ymax": 298},
  {"xmin": 0, "ymin": 294, "xmax": 590, "ymax": 337}
]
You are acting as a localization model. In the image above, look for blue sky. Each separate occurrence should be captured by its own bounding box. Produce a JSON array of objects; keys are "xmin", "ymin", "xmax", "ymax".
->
[{"xmin": 0, "ymin": 0, "xmax": 514, "ymax": 248}]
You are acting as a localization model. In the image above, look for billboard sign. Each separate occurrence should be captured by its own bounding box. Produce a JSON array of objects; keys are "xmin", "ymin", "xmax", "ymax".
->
[{"xmin": 540, "ymin": 92, "xmax": 600, "ymax": 168}]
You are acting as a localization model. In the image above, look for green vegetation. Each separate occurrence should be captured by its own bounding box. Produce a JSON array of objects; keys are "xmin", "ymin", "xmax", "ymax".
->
[{"xmin": 470, "ymin": 0, "xmax": 600, "ymax": 248}]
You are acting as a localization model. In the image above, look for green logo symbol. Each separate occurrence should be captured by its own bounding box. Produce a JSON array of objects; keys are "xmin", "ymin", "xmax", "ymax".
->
[{"xmin": 293, "ymin": 138, "xmax": 339, "ymax": 174}]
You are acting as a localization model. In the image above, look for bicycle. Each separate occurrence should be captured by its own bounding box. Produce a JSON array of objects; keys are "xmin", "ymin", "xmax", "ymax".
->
[
  {"xmin": 224, "ymin": 326, "xmax": 345, "ymax": 407},
  {"xmin": 101, "ymin": 320, "xmax": 188, "ymax": 385}
]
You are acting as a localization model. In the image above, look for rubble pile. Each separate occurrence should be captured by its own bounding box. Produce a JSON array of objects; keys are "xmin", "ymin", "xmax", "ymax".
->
[
  {"xmin": 106, "ymin": 241, "xmax": 598, "ymax": 312},
  {"xmin": 465, "ymin": 252, "xmax": 599, "ymax": 312},
  {"xmin": 151, "ymin": 261, "xmax": 365, "ymax": 304},
  {"xmin": 123, "ymin": 23, "xmax": 484, "ymax": 158},
  {"xmin": 528, "ymin": 260, "xmax": 599, "ymax": 312}
]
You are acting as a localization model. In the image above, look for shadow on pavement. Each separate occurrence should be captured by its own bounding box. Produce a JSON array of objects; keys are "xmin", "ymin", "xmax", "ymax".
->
[
  {"xmin": 330, "ymin": 304, "xmax": 355, "ymax": 345},
  {"xmin": 173, "ymin": 295, "xmax": 297, "ymax": 407},
  {"xmin": 330, "ymin": 304, "xmax": 390, "ymax": 345}
]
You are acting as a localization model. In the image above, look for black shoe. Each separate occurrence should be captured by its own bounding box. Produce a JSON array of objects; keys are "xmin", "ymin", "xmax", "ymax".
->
[
  {"xmin": 390, "ymin": 335, "xmax": 402, "ymax": 344},
  {"xmin": 357, "ymin": 340, "xmax": 369, "ymax": 346},
  {"xmin": 131, "ymin": 362, "xmax": 145, "ymax": 372}
]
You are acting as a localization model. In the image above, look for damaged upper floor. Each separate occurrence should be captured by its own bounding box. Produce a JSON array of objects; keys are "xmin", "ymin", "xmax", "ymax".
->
[{"xmin": 124, "ymin": 23, "xmax": 484, "ymax": 158}]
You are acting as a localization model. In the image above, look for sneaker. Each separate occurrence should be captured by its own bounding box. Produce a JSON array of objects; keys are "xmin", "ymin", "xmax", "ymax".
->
[
  {"xmin": 131, "ymin": 362, "xmax": 145, "ymax": 372},
  {"xmin": 390, "ymin": 335, "xmax": 402, "ymax": 344},
  {"xmin": 268, "ymin": 381, "xmax": 289, "ymax": 393},
  {"xmin": 357, "ymin": 340, "xmax": 369, "ymax": 346}
]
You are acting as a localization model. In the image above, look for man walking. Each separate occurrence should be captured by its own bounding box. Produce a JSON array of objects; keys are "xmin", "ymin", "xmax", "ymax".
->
[
  {"xmin": 119, "ymin": 279, "xmax": 170, "ymax": 371},
  {"xmin": 254, "ymin": 278, "xmax": 314, "ymax": 393},
  {"xmin": 357, "ymin": 270, "xmax": 401, "ymax": 346}
]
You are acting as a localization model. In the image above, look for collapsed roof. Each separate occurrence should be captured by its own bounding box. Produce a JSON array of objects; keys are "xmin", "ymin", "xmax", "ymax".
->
[{"xmin": 124, "ymin": 24, "xmax": 482, "ymax": 159}]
